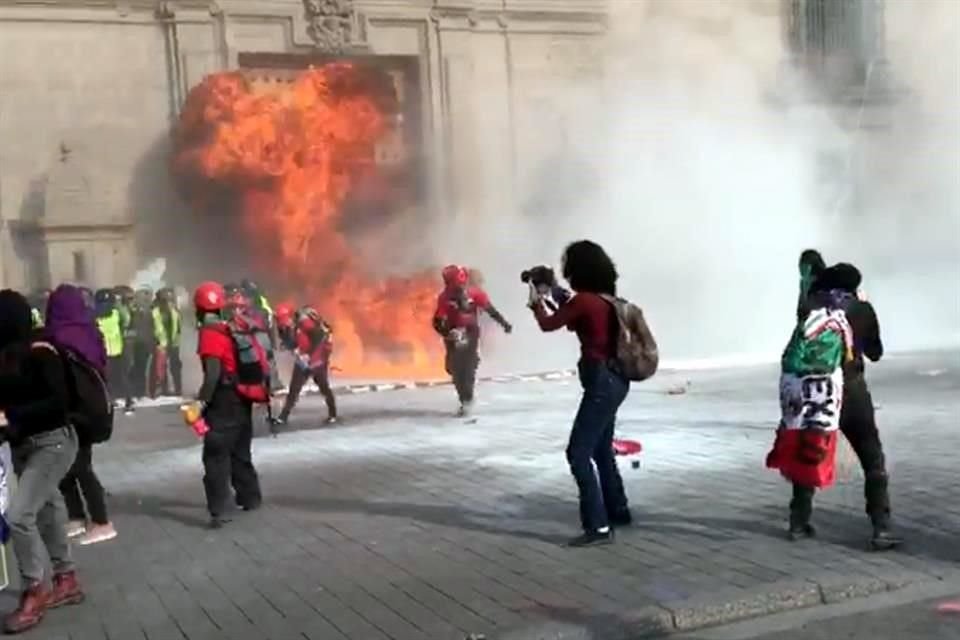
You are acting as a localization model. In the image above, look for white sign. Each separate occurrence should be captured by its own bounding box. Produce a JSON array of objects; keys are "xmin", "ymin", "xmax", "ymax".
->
[{"xmin": 779, "ymin": 369, "xmax": 844, "ymax": 432}]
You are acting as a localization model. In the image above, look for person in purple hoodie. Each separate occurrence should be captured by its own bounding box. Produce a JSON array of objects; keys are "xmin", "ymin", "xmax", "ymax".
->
[{"xmin": 44, "ymin": 285, "xmax": 118, "ymax": 547}]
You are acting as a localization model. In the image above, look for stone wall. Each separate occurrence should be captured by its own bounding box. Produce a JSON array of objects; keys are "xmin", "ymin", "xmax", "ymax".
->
[
  {"xmin": 0, "ymin": 0, "xmax": 609, "ymax": 290},
  {"xmin": 0, "ymin": 3, "xmax": 176, "ymax": 289}
]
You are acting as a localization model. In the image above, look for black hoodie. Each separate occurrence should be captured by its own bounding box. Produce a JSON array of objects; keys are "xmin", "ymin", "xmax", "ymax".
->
[{"xmin": 0, "ymin": 290, "xmax": 71, "ymax": 444}]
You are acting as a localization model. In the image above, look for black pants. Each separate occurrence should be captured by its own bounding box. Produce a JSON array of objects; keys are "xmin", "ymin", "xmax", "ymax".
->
[
  {"xmin": 149, "ymin": 346, "xmax": 183, "ymax": 396},
  {"xmin": 106, "ymin": 355, "xmax": 132, "ymax": 407},
  {"xmin": 445, "ymin": 339, "xmax": 479, "ymax": 404},
  {"xmin": 59, "ymin": 443, "xmax": 109, "ymax": 525},
  {"xmin": 130, "ymin": 341, "xmax": 152, "ymax": 398},
  {"xmin": 279, "ymin": 364, "xmax": 336, "ymax": 421},
  {"xmin": 791, "ymin": 376, "xmax": 890, "ymax": 525},
  {"xmin": 168, "ymin": 346, "xmax": 182, "ymax": 396},
  {"xmin": 202, "ymin": 421, "xmax": 262, "ymax": 517}
]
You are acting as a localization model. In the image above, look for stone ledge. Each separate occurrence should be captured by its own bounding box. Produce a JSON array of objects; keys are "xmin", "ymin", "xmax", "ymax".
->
[{"xmin": 492, "ymin": 571, "xmax": 949, "ymax": 639}]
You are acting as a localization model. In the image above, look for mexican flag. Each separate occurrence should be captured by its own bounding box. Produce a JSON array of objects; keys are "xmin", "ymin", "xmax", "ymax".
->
[{"xmin": 766, "ymin": 306, "xmax": 854, "ymax": 489}]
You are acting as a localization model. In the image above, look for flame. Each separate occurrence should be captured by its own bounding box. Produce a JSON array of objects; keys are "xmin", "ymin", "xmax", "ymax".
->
[{"xmin": 173, "ymin": 64, "xmax": 444, "ymax": 379}]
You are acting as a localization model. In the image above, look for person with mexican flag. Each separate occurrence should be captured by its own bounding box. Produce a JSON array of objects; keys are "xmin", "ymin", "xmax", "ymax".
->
[{"xmin": 767, "ymin": 259, "xmax": 902, "ymax": 550}]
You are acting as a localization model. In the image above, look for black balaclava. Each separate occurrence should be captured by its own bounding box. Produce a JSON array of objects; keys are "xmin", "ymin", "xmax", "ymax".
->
[
  {"xmin": 813, "ymin": 262, "xmax": 863, "ymax": 295},
  {"xmin": 0, "ymin": 289, "xmax": 33, "ymax": 350}
]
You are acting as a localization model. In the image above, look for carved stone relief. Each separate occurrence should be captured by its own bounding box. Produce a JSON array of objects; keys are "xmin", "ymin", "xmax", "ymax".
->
[{"xmin": 303, "ymin": 0, "xmax": 362, "ymax": 53}]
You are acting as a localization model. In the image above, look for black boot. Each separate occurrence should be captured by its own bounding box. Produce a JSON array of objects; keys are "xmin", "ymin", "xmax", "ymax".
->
[
  {"xmin": 869, "ymin": 514, "xmax": 903, "ymax": 550},
  {"xmin": 789, "ymin": 484, "xmax": 816, "ymax": 541}
]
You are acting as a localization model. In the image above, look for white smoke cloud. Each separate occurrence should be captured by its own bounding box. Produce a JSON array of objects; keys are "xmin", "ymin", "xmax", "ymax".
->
[
  {"xmin": 838, "ymin": 0, "xmax": 960, "ymax": 351},
  {"xmin": 428, "ymin": 0, "xmax": 842, "ymax": 373},
  {"xmin": 421, "ymin": 0, "xmax": 960, "ymax": 375}
]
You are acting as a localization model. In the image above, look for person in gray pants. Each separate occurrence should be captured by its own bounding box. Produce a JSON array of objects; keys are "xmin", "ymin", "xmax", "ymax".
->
[{"xmin": 0, "ymin": 289, "xmax": 86, "ymax": 634}]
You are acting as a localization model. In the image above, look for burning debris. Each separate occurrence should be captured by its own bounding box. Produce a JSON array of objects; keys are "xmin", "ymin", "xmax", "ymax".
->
[{"xmin": 173, "ymin": 64, "xmax": 443, "ymax": 378}]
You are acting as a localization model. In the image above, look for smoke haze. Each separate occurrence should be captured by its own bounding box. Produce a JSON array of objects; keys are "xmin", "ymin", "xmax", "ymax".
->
[{"xmin": 430, "ymin": 0, "xmax": 959, "ymax": 374}]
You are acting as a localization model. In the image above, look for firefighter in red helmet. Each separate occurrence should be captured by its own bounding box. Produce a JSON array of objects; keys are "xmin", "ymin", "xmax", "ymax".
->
[
  {"xmin": 432, "ymin": 264, "xmax": 512, "ymax": 416},
  {"xmin": 189, "ymin": 281, "xmax": 262, "ymax": 529},
  {"xmin": 271, "ymin": 306, "xmax": 338, "ymax": 429}
]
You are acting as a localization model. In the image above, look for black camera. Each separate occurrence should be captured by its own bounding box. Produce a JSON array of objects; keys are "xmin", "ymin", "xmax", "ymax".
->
[{"xmin": 520, "ymin": 265, "xmax": 556, "ymax": 288}]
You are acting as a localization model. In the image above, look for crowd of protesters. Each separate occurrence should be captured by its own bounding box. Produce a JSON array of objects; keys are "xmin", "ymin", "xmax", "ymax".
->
[{"xmin": 0, "ymin": 241, "xmax": 901, "ymax": 634}]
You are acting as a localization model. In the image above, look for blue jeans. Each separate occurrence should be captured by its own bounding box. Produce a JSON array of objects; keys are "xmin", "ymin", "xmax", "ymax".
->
[{"xmin": 566, "ymin": 359, "xmax": 630, "ymax": 532}]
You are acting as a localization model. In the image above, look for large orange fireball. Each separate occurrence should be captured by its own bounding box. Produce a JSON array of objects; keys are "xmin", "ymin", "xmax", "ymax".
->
[{"xmin": 174, "ymin": 64, "xmax": 444, "ymax": 379}]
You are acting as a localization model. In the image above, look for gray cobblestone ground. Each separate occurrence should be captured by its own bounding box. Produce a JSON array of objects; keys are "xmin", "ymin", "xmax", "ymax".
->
[{"xmin": 5, "ymin": 350, "xmax": 958, "ymax": 639}]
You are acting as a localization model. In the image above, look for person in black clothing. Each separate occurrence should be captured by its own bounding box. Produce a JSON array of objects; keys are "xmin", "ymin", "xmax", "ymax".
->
[
  {"xmin": 790, "ymin": 263, "xmax": 902, "ymax": 550},
  {"xmin": 0, "ymin": 290, "xmax": 84, "ymax": 634},
  {"xmin": 191, "ymin": 281, "xmax": 262, "ymax": 529},
  {"xmin": 129, "ymin": 287, "xmax": 155, "ymax": 398}
]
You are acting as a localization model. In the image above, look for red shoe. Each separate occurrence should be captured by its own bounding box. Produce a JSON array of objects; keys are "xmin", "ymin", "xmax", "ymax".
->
[
  {"xmin": 48, "ymin": 571, "xmax": 85, "ymax": 609},
  {"xmin": 3, "ymin": 582, "xmax": 50, "ymax": 634}
]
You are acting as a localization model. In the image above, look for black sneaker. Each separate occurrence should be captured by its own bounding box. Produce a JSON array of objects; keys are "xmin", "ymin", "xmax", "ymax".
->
[
  {"xmin": 268, "ymin": 416, "xmax": 286, "ymax": 436},
  {"xmin": 788, "ymin": 523, "xmax": 816, "ymax": 541},
  {"xmin": 566, "ymin": 530, "xmax": 614, "ymax": 547},
  {"xmin": 208, "ymin": 516, "xmax": 232, "ymax": 530},
  {"xmin": 324, "ymin": 416, "xmax": 338, "ymax": 425}
]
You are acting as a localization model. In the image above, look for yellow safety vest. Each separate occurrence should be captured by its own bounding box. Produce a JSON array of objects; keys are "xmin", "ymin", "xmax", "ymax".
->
[
  {"xmin": 152, "ymin": 306, "xmax": 181, "ymax": 348},
  {"xmin": 97, "ymin": 309, "xmax": 124, "ymax": 357}
]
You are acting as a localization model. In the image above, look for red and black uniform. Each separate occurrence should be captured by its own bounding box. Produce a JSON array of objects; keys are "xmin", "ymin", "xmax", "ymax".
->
[
  {"xmin": 194, "ymin": 283, "xmax": 261, "ymax": 524},
  {"xmin": 432, "ymin": 265, "xmax": 511, "ymax": 410},
  {"xmin": 277, "ymin": 308, "xmax": 337, "ymax": 424}
]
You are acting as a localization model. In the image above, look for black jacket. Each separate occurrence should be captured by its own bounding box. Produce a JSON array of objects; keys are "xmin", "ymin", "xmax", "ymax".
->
[
  {"xmin": 0, "ymin": 343, "xmax": 71, "ymax": 445},
  {"xmin": 843, "ymin": 299, "xmax": 883, "ymax": 378}
]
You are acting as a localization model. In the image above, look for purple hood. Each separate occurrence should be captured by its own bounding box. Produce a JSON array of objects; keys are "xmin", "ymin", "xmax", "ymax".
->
[{"xmin": 44, "ymin": 284, "xmax": 107, "ymax": 374}]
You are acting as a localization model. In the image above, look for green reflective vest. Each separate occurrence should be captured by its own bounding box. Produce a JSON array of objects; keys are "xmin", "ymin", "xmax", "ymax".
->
[
  {"xmin": 117, "ymin": 304, "xmax": 132, "ymax": 339},
  {"xmin": 152, "ymin": 306, "xmax": 181, "ymax": 348},
  {"xmin": 97, "ymin": 309, "xmax": 124, "ymax": 357},
  {"xmin": 258, "ymin": 295, "xmax": 273, "ymax": 316}
]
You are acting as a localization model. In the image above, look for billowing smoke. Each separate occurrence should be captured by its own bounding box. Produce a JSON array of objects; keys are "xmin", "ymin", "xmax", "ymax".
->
[
  {"xmin": 431, "ymin": 0, "xmax": 959, "ymax": 373},
  {"xmin": 836, "ymin": 0, "xmax": 960, "ymax": 350}
]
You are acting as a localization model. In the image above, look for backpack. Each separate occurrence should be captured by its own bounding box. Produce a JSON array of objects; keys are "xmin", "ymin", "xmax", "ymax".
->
[
  {"xmin": 34, "ymin": 342, "xmax": 114, "ymax": 444},
  {"xmin": 224, "ymin": 311, "xmax": 274, "ymax": 404},
  {"xmin": 599, "ymin": 295, "xmax": 659, "ymax": 382}
]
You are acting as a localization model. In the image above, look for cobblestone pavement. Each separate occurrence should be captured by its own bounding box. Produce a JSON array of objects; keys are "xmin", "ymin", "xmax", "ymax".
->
[
  {"xmin": 6, "ymin": 350, "xmax": 959, "ymax": 640},
  {"xmin": 679, "ymin": 581, "xmax": 960, "ymax": 640},
  {"xmin": 727, "ymin": 594, "xmax": 960, "ymax": 640}
]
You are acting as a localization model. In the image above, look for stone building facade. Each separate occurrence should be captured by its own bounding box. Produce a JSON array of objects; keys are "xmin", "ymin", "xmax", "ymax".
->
[{"xmin": 0, "ymin": 0, "xmax": 944, "ymax": 290}]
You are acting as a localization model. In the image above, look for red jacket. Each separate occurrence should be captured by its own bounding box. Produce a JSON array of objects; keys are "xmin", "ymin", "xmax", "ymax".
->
[
  {"xmin": 433, "ymin": 286, "xmax": 491, "ymax": 332},
  {"xmin": 295, "ymin": 316, "xmax": 333, "ymax": 369}
]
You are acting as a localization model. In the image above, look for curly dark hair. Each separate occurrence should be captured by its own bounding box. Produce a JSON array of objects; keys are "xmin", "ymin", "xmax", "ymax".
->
[{"xmin": 561, "ymin": 240, "xmax": 618, "ymax": 295}]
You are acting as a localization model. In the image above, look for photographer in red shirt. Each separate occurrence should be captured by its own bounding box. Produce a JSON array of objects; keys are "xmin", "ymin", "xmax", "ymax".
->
[
  {"xmin": 432, "ymin": 265, "xmax": 512, "ymax": 416},
  {"xmin": 527, "ymin": 241, "xmax": 632, "ymax": 547}
]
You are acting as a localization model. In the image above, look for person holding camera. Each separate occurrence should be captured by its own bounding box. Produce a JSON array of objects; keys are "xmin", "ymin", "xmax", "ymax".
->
[
  {"xmin": 526, "ymin": 241, "xmax": 633, "ymax": 547},
  {"xmin": 432, "ymin": 265, "xmax": 512, "ymax": 417}
]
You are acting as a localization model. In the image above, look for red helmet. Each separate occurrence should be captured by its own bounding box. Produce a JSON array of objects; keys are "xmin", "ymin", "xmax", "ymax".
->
[
  {"xmin": 275, "ymin": 302, "xmax": 296, "ymax": 326},
  {"xmin": 441, "ymin": 264, "xmax": 468, "ymax": 287},
  {"xmin": 194, "ymin": 281, "xmax": 226, "ymax": 312}
]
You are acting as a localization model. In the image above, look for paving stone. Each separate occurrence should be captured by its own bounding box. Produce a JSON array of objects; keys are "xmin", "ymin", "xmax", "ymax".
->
[{"xmin": 8, "ymin": 353, "xmax": 958, "ymax": 639}]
